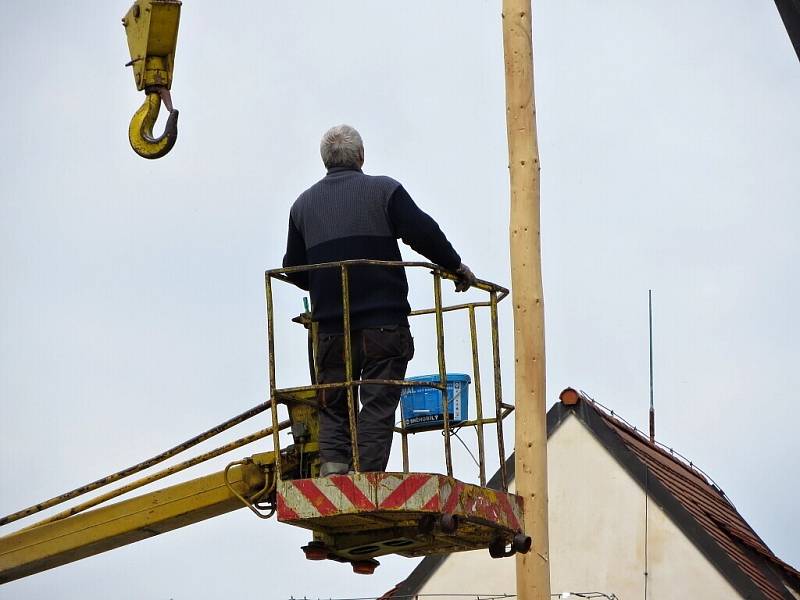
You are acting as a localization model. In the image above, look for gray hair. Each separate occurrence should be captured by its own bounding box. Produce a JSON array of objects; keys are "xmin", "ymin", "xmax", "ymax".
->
[{"xmin": 320, "ymin": 125, "xmax": 364, "ymax": 169}]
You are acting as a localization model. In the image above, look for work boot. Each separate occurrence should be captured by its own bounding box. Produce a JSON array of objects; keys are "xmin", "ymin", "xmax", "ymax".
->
[{"xmin": 320, "ymin": 461, "xmax": 349, "ymax": 477}]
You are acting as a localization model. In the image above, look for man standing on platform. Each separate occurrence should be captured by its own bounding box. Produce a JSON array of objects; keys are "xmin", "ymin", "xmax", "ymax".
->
[{"xmin": 283, "ymin": 124, "xmax": 475, "ymax": 476}]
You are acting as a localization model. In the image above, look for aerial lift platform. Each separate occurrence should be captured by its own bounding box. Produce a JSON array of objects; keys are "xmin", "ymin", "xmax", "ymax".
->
[
  {"xmin": 253, "ymin": 260, "xmax": 529, "ymax": 573},
  {"xmin": 0, "ymin": 260, "xmax": 530, "ymax": 581}
]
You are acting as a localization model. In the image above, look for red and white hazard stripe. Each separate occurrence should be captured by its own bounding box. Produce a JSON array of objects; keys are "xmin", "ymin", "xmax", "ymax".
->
[{"xmin": 277, "ymin": 472, "xmax": 523, "ymax": 532}]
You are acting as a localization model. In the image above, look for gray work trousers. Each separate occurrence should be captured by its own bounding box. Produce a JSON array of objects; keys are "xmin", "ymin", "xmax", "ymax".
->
[{"xmin": 316, "ymin": 326, "xmax": 414, "ymax": 472}]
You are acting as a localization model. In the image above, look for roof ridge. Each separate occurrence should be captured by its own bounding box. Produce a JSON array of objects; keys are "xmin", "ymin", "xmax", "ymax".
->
[
  {"xmin": 579, "ymin": 391, "xmax": 735, "ymax": 502},
  {"xmin": 579, "ymin": 393, "xmax": 785, "ymax": 556}
]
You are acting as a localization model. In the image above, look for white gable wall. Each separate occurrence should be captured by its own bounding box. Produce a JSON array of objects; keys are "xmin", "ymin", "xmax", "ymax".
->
[{"xmin": 413, "ymin": 413, "xmax": 740, "ymax": 599}]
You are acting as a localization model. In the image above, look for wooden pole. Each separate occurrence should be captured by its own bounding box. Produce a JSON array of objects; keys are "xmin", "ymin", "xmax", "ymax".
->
[{"xmin": 502, "ymin": 2, "xmax": 551, "ymax": 599}]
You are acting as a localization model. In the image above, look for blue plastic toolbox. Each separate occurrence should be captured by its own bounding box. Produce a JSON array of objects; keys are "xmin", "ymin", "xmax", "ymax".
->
[{"xmin": 400, "ymin": 373, "xmax": 471, "ymax": 430}]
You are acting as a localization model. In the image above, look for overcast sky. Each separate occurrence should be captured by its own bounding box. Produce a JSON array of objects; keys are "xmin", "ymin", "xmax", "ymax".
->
[{"xmin": 1, "ymin": 1, "xmax": 798, "ymax": 599}]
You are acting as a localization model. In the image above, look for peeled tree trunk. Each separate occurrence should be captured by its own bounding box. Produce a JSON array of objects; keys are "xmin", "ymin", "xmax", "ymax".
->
[{"xmin": 502, "ymin": 1, "xmax": 551, "ymax": 599}]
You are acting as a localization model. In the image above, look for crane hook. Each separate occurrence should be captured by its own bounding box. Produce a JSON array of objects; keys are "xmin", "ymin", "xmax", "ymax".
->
[{"xmin": 128, "ymin": 86, "xmax": 179, "ymax": 160}]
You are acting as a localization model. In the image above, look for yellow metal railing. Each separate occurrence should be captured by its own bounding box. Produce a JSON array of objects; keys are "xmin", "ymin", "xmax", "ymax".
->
[
  {"xmin": 0, "ymin": 400, "xmax": 287, "ymax": 530},
  {"xmin": 265, "ymin": 260, "xmax": 514, "ymax": 490}
]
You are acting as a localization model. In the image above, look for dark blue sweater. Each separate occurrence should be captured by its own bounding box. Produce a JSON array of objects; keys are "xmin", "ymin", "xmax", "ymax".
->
[{"xmin": 283, "ymin": 167, "xmax": 461, "ymax": 332}]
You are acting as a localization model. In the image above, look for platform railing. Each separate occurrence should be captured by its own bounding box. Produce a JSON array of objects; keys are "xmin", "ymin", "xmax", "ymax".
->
[{"xmin": 265, "ymin": 260, "xmax": 513, "ymax": 490}]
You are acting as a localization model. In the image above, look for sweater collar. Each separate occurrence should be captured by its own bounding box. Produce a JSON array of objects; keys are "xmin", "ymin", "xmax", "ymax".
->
[{"xmin": 326, "ymin": 166, "xmax": 363, "ymax": 176}]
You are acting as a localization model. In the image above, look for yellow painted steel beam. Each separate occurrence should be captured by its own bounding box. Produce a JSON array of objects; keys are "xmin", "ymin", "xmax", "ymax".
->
[{"xmin": 0, "ymin": 462, "xmax": 267, "ymax": 584}]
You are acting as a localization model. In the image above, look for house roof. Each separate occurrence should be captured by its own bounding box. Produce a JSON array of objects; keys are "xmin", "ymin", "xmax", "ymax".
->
[{"xmin": 384, "ymin": 389, "xmax": 799, "ymax": 600}]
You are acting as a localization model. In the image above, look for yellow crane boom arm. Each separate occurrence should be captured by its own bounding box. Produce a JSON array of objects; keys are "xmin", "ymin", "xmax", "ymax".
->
[{"xmin": 0, "ymin": 460, "xmax": 269, "ymax": 584}]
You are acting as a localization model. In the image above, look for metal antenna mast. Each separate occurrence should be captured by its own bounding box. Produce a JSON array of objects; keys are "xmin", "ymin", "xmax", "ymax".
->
[{"xmin": 649, "ymin": 289, "xmax": 655, "ymax": 443}]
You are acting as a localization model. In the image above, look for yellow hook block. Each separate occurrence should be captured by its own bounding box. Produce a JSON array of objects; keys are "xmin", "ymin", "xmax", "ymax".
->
[
  {"xmin": 128, "ymin": 89, "xmax": 179, "ymax": 160},
  {"xmin": 122, "ymin": 0, "xmax": 181, "ymax": 159}
]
